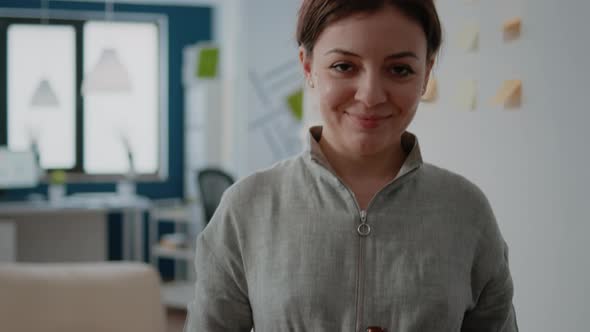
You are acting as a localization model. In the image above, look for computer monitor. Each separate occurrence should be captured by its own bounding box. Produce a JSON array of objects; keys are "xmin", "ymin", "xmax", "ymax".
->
[{"xmin": 0, "ymin": 148, "xmax": 39, "ymax": 189}]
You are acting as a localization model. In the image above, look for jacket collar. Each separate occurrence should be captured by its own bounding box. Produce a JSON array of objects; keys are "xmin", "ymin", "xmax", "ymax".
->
[{"xmin": 307, "ymin": 126, "xmax": 423, "ymax": 181}]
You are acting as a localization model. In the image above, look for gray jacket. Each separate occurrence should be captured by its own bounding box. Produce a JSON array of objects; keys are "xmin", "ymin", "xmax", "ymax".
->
[{"xmin": 186, "ymin": 127, "xmax": 518, "ymax": 332}]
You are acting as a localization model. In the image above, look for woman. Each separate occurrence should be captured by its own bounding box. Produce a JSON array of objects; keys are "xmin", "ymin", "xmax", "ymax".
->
[{"xmin": 187, "ymin": 0, "xmax": 518, "ymax": 331}]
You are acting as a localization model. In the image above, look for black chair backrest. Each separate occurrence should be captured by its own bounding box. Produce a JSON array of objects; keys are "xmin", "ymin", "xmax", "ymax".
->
[{"xmin": 196, "ymin": 168, "xmax": 235, "ymax": 223}]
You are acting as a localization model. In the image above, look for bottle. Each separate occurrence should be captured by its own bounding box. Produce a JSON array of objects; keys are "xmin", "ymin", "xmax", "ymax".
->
[{"xmin": 366, "ymin": 327, "xmax": 387, "ymax": 332}]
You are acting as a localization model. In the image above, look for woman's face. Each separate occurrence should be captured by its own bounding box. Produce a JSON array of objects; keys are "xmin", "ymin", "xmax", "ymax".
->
[{"xmin": 301, "ymin": 5, "xmax": 433, "ymax": 157}]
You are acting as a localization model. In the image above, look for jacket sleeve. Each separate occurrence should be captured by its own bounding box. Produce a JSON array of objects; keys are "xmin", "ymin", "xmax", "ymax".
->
[
  {"xmin": 185, "ymin": 191, "xmax": 253, "ymax": 332},
  {"xmin": 461, "ymin": 240, "xmax": 519, "ymax": 332},
  {"xmin": 459, "ymin": 182, "xmax": 519, "ymax": 332}
]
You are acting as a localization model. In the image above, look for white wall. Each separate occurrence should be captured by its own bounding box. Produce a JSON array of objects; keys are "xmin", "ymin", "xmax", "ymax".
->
[
  {"xmin": 241, "ymin": 0, "xmax": 303, "ymax": 175},
  {"xmin": 227, "ymin": 0, "xmax": 589, "ymax": 331},
  {"xmin": 217, "ymin": 0, "xmax": 250, "ymax": 178},
  {"xmin": 411, "ymin": 1, "xmax": 590, "ymax": 330}
]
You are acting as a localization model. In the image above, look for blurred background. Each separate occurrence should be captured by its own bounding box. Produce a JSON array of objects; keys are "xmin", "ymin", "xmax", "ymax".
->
[{"xmin": 0, "ymin": 0, "xmax": 588, "ymax": 331}]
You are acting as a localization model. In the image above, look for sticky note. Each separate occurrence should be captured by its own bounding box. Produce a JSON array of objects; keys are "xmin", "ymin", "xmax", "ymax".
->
[
  {"xmin": 421, "ymin": 78, "xmax": 438, "ymax": 102},
  {"xmin": 458, "ymin": 23, "xmax": 479, "ymax": 52},
  {"xmin": 455, "ymin": 80, "xmax": 477, "ymax": 111},
  {"xmin": 286, "ymin": 89, "xmax": 304, "ymax": 121},
  {"xmin": 491, "ymin": 80, "xmax": 522, "ymax": 108},
  {"xmin": 196, "ymin": 46, "xmax": 219, "ymax": 79},
  {"xmin": 503, "ymin": 17, "xmax": 522, "ymax": 41}
]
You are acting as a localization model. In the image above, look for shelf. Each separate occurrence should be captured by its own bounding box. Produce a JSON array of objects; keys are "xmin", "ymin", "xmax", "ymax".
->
[
  {"xmin": 161, "ymin": 281, "xmax": 195, "ymax": 309},
  {"xmin": 151, "ymin": 207, "xmax": 190, "ymax": 222},
  {"xmin": 150, "ymin": 205, "xmax": 203, "ymax": 224},
  {"xmin": 152, "ymin": 245, "xmax": 194, "ymax": 260},
  {"xmin": 150, "ymin": 200, "xmax": 202, "ymax": 306}
]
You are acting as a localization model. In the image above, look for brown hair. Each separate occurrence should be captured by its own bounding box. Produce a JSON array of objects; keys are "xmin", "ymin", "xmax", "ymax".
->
[{"xmin": 296, "ymin": 0, "xmax": 442, "ymax": 59}]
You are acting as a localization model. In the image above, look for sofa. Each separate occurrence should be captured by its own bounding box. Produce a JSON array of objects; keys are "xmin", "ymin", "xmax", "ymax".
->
[{"xmin": 0, "ymin": 262, "xmax": 166, "ymax": 332}]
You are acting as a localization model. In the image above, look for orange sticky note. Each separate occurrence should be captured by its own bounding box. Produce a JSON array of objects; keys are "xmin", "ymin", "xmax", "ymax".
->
[
  {"xmin": 503, "ymin": 17, "xmax": 522, "ymax": 41},
  {"xmin": 491, "ymin": 80, "xmax": 522, "ymax": 108}
]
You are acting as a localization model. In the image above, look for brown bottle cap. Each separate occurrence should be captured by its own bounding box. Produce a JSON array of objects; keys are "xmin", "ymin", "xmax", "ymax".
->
[{"xmin": 366, "ymin": 327, "xmax": 386, "ymax": 332}]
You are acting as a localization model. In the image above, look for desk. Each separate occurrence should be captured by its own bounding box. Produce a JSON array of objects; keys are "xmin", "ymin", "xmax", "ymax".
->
[
  {"xmin": 0, "ymin": 219, "xmax": 15, "ymax": 262},
  {"xmin": 0, "ymin": 194, "xmax": 151, "ymax": 262}
]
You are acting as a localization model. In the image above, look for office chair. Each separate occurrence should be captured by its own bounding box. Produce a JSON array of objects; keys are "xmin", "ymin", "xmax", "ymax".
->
[{"xmin": 196, "ymin": 168, "xmax": 235, "ymax": 223}]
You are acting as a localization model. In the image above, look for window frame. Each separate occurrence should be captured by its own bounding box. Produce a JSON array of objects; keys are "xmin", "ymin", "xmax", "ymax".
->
[{"xmin": 0, "ymin": 8, "xmax": 169, "ymax": 183}]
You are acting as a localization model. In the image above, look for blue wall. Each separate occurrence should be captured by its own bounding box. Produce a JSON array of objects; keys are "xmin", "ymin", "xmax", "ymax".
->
[{"xmin": 0, "ymin": 0, "xmax": 212, "ymax": 270}]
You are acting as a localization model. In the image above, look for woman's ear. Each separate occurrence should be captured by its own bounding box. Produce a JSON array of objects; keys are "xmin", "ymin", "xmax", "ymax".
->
[
  {"xmin": 422, "ymin": 57, "xmax": 435, "ymax": 94},
  {"xmin": 299, "ymin": 46, "xmax": 313, "ymax": 86}
]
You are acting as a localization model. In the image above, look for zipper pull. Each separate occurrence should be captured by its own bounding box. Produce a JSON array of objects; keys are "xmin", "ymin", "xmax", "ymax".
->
[
  {"xmin": 357, "ymin": 210, "xmax": 371, "ymax": 236},
  {"xmin": 360, "ymin": 210, "xmax": 367, "ymax": 223}
]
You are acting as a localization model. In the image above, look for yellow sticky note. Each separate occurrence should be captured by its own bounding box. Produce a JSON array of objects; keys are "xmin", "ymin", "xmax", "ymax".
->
[
  {"xmin": 455, "ymin": 80, "xmax": 477, "ymax": 111},
  {"xmin": 503, "ymin": 17, "xmax": 522, "ymax": 41},
  {"xmin": 286, "ymin": 89, "xmax": 304, "ymax": 121},
  {"xmin": 458, "ymin": 23, "xmax": 479, "ymax": 52},
  {"xmin": 421, "ymin": 78, "xmax": 438, "ymax": 102},
  {"xmin": 491, "ymin": 80, "xmax": 522, "ymax": 108}
]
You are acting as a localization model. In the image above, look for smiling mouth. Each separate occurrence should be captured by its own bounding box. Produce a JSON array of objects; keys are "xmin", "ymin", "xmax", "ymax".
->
[{"xmin": 346, "ymin": 112, "xmax": 392, "ymax": 129}]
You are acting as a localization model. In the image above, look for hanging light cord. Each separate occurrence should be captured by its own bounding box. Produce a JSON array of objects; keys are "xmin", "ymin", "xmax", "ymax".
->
[
  {"xmin": 41, "ymin": 0, "xmax": 49, "ymax": 25},
  {"xmin": 105, "ymin": 0, "xmax": 114, "ymax": 21}
]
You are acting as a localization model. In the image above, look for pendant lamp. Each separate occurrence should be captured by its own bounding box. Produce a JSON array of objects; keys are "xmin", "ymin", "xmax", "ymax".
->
[
  {"xmin": 30, "ymin": 79, "xmax": 60, "ymax": 107},
  {"xmin": 81, "ymin": 0, "xmax": 132, "ymax": 95}
]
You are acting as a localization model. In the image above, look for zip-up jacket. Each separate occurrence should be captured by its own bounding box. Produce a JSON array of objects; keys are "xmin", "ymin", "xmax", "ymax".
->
[{"xmin": 186, "ymin": 126, "xmax": 518, "ymax": 332}]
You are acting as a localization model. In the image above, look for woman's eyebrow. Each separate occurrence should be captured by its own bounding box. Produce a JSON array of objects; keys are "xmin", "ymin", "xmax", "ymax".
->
[
  {"xmin": 324, "ymin": 48, "xmax": 419, "ymax": 60},
  {"xmin": 324, "ymin": 48, "xmax": 359, "ymax": 57},
  {"xmin": 385, "ymin": 51, "xmax": 419, "ymax": 60}
]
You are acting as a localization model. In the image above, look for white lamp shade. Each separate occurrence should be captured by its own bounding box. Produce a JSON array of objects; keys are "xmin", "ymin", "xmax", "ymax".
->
[
  {"xmin": 82, "ymin": 48, "xmax": 132, "ymax": 94},
  {"xmin": 30, "ymin": 79, "xmax": 59, "ymax": 107}
]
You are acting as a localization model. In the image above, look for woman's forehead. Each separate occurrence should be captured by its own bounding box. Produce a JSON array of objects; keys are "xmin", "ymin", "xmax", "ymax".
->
[{"xmin": 313, "ymin": 8, "xmax": 428, "ymax": 59}]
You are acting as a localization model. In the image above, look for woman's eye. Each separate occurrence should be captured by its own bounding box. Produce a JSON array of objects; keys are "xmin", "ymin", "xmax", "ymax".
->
[
  {"xmin": 330, "ymin": 63, "xmax": 354, "ymax": 73},
  {"xmin": 390, "ymin": 65, "xmax": 415, "ymax": 77}
]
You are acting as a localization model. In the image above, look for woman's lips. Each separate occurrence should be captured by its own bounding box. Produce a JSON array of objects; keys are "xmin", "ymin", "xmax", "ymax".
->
[{"xmin": 346, "ymin": 113, "xmax": 392, "ymax": 129}]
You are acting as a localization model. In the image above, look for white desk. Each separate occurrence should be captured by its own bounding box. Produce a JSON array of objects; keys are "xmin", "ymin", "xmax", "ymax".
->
[
  {"xmin": 0, "ymin": 219, "xmax": 16, "ymax": 262},
  {"xmin": 0, "ymin": 194, "xmax": 151, "ymax": 262}
]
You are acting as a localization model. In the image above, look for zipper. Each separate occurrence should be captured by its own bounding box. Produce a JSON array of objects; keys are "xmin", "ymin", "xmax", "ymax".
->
[
  {"xmin": 350, "ymin": 170, "xmax": 417, "ymax": 332},
  {"xmin": 310, "ymin": 157, "xmax": 420, "ymax": 332},
  {"xmin": 355, "ymin": 209, "xmax": 368, "ymax": 332}
]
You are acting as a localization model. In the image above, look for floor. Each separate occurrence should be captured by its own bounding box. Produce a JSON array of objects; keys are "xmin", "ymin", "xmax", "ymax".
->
[{"xmin": 166, "ymin": 308, "xmax": 187, "ymax": 332}]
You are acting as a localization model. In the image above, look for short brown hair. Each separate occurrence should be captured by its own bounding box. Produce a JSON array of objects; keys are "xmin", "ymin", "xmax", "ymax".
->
[{"xmin": 296, "ymin": 0, "xmax": 442, "ymax": 59}]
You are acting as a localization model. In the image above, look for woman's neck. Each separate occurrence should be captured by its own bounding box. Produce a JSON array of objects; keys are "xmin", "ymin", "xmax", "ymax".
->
[{"xmin": 318, "ymin": 131, "xmax": 406, "ymax": 186}]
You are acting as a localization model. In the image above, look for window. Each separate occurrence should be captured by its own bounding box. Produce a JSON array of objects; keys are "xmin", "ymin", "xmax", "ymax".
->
[
  {"xmin": 0, "ymin": 11, "xmax": 167, "ymax": 180},
  {"xmin": 83, "ymin": 21, "xmax": 159, "ymax": 175},
  {"xmin": 7, "ymin": 24, "xmax": 76, "ymax": 170}
]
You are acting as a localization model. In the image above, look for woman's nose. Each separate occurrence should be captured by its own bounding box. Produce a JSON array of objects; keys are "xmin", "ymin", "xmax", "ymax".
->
[{"xmin": 354, "ymin": 71, "xmax": 387, "ymax": 108}]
